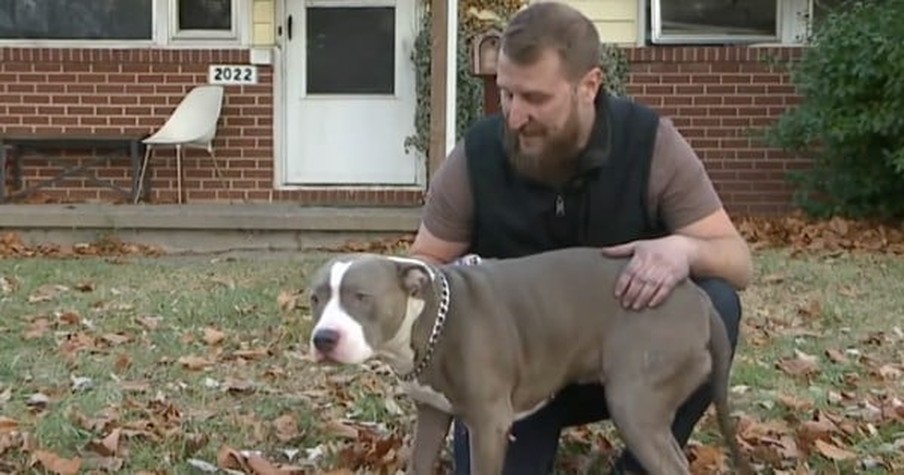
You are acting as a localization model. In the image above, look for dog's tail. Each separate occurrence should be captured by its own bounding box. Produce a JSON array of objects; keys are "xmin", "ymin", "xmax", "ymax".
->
[{"xmin": 707, "ymin": 303, "xmax": 754, "ymax": 475}]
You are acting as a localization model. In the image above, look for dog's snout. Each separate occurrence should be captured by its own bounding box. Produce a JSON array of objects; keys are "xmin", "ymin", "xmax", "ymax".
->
[{"xmin": 313, "ymin": 328, "xmax": 341, "ymax": 353}]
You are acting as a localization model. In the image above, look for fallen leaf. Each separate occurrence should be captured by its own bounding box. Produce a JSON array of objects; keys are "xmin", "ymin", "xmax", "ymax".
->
[
  {"xmin": 825, "ymin": 348, "xmax": 848, "ymax": 364},
  {"xmin": 0, "ymin": 417, "xmax": 18, "ymax": 433},
  {"xmin": 813, "ymin": 439, "xmax": 856, "ymax": 461},
  {"xmin": 32, "ymin": 450, "xmax": 82, "ymax": 475},
  {"xmin": 75, "ymin": 281, "xmax": 95, "ymax": 292},
  {"xmin": 100, "ymin": 332, "xmax": 132, "ymax": 346},
  {"xmin": 325, "ymin": 419, "xmax": 359, "ymax": 439},
  {"xmin": 57, "ymin": 311, "xmax": 81, "ymax": 325},
  {"xmin": 178, "ymin": 355, "xmax": 214, "ymax": 371},
  {"xmin": 776, "ymin": 350, "xmax": 820, "ymax": 379},
  {"xmin": 28, "ymin": 284, "xmax": 69, "ymax": 303},
  {"xmin": 85, "ymin": 428, "xmax": 121, "ymax": 457},
  {"xmin": 777, "ymin": 393, "xmax": 814, "ymax": 412},
  {"xmin": 136, "ymin": 315, "xmax": 162, "ymax": 330},
  {"xmin": 273, "ymin": 414, "xmax": 299, "ymax": 442},
  {"xmin": 688, "ymin": 443, "xmax": 727, "ymax": 474},
  {"xmin": 203, "ymin": 327, "xmax": 227, "ymax": 346},
  {"xmin": 278, "ymin": 290, "xmax": 300, "ymax": 312}
]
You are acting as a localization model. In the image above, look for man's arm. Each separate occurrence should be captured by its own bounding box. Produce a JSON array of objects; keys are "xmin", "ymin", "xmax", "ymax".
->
[
  {"xmin": 408, "ymin": 140, "xmax": 474, "ymax": 265},
  {"xmin": 650, "ymin": 116, "xmax": 752, "ymax": 290},
  {"xmin": 603, "ymin": 117, "xmax": 753, "ymax": 308},
  {"xmin": 409, "ymin": 223, "xmax": 470, "ymax": 265},
  {"xmin": 673, "ymin": 208, "xmax": 753, "ymax": 290}
]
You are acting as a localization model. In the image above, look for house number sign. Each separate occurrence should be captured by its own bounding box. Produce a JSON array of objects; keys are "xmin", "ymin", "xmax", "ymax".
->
[{"xmin": 208, "ymin": 65, "xmax": 259, "ymax": 85}]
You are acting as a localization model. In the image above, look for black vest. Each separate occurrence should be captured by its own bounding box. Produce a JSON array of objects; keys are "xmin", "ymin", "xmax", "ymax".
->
[{"xmin": 465, "ymin": 93, "xmax": 667, "ymax": 259}]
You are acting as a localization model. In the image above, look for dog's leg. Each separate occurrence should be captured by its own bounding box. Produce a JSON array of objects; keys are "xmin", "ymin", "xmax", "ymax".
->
[
  {"xmin": 463, "ymin": 404, "xmax": 513, "ymax": 475},
  {"xmin": 604, "ymin": 378, "xmax": 692, "ymax": 475},
  {"xmin": 408, "ymin": 403, "xmax": 453, "ymax": 475}
]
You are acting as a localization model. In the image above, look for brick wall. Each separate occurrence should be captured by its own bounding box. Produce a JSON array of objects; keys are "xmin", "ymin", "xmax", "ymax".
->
[
  {"xmin": 624, "ymin": 46, "xmax": 807, "ymax": 216},
  {"xmin": 0, "ymin": 45, "xmax": 807, "ymax": 213},
  {"xmin": 0, "ymin": 47, "xmax": 422, "ymax": 206}
]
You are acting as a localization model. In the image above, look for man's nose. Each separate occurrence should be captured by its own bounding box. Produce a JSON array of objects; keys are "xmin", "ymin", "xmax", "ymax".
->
[{"xmin": 505, "ymin": 96, "xmax": 529, "ymax": 130}]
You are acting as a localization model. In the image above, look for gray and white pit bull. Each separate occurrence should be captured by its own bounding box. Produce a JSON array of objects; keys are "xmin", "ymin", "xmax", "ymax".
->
[{"xmin": 306, "ymin": 247, "xmax": 752, "ymax": 475}]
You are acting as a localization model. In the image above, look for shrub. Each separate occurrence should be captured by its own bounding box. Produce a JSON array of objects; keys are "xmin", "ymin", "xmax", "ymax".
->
[{"xmin": 761, "ymin": 0, "xmax": 904, "ymax": 219}]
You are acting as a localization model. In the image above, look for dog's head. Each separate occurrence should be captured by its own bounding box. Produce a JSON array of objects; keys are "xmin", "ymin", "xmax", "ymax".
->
[{"xmin": 306, "ymin": 253, "xmax": 437, "ymax": 369}]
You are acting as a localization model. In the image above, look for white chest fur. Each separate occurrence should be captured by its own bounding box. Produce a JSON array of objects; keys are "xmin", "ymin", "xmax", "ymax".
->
[{"xmin": 398, "ymin": 380, "xmax": 454, "ymax": 413}]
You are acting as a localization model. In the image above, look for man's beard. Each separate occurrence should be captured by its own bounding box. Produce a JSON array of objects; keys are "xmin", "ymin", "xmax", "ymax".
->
[{"xmin": 503, "ymin": 104, "xmax": 583, "ymax": 187}]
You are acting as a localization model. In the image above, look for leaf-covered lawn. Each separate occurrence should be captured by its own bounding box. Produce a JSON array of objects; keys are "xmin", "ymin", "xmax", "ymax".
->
[{"xmin": 0, "ymin": 244, "xmax": 902, "ymax": 474}]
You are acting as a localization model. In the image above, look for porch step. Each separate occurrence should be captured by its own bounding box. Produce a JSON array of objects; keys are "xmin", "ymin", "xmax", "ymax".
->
[{"xmin": 0, "ymin": 204, "xmax": 423, "ymax": 254}]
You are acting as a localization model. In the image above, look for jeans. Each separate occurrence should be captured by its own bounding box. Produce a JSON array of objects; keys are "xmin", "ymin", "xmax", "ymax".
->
[{"xmin": 451, "ymin": 278, "xmax": 743, "ymax": 475}]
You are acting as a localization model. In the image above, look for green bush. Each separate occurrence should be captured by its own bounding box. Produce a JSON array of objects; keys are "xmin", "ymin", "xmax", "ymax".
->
[
  {"xmin": 405, "ymin": 10, "xmax": 631, "ymax": 161},
  {"xmin": 762, "ymin": 0, "xmax": 904, "ymax": 219}
]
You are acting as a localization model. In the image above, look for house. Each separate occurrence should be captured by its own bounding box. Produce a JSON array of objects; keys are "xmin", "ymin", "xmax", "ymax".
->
[{"xmin": 0, "ymin": 0, "xmax": 839, "ymax": 218}]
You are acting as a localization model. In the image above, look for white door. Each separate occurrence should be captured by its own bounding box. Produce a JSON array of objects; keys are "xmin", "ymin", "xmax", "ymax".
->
[{"xmin": 283, "ymin": 0, "xmax": 421, "ymax": 185}]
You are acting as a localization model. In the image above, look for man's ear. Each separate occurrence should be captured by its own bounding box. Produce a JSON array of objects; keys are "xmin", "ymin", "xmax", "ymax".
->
[
  {"xmin": 579, "ymin": 67, "xmax": 603, "ymax": 102},
  {"xmin": 399, "ymin": 263, "xmax": 432, "ymax": 298}
]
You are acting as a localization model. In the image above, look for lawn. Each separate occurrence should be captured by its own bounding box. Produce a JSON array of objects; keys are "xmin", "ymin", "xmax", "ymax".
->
[{"xmin": 0, "ymin": 239, "xmax": 902, "ymax": 474}]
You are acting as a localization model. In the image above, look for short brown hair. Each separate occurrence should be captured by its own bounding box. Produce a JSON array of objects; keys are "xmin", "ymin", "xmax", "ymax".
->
[{"xmin": 500, "ymin": 1, "xmax": 601, "ymax": 81}]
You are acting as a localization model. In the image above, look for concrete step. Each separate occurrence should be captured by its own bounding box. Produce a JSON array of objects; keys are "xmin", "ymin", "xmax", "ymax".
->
[{"xmin": 0, "ymin": 204, "xmax": 423, "ymax": 254}]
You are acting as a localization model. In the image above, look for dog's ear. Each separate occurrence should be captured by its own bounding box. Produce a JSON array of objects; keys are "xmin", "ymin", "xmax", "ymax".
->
[{"xmin": 398, "ymin": 263, "xmax": 432, "ymax": 298}]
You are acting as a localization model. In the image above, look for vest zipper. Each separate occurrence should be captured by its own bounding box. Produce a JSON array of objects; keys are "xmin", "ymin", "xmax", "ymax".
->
[{"xmin": 555, "ymin": 194, "xmax": 565, "ymax": 217}]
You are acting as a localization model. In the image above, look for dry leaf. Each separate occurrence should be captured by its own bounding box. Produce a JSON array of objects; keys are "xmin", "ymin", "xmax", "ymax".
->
[
  {"xmin": 813, "ymin": 439, "xmax": 856, "ymax": 461},
  {"xmin": 278, "ymin": 290, "xmax": 300, "ymax": 312},
  {"xmin": 178, "ymin": 355, "xmax": 214, "ymax": 371},
  {"xmin": 33, "ymin": 450, "xmax": 82, "ymax": 475},
  {"xmin": 825, "ymin": 348, "xmax": 848, "ymax": 364},
  {"xmin": 75, "ymin": 281, "xmax": 95, "ymax": 292},
  {"xmin": 0, "ymin": 416, "xmax": 18, "ymax": 433},
  {"xmin": 58, "ymin": 311, "xmax": 81, "ymax": 325},
  {"xmin": 326, "ymin": 419, "xmax": 359, "ymax": 439},
  {"xmin": 274, "ymin": 414, "xmax": 299, "ymax": 442},
  {"xmin": 203, "ymin": 327, "xmax": 226, "ymax": 346}
]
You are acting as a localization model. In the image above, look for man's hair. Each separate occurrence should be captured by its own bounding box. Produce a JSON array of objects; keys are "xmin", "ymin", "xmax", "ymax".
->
[{"xmin": 500, "ymin": 1, "xmax": 601, "ymax": 81}]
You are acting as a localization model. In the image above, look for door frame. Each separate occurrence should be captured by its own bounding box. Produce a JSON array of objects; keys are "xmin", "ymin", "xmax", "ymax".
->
[{"xmin": 272, "ymin": 0, "xmax": 431, "ymax": 191}]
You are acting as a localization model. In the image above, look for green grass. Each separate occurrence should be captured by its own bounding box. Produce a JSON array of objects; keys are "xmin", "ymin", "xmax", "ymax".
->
[{"xmin": 0, "ymin": 248, "xmax": 902, "ymax": 474}]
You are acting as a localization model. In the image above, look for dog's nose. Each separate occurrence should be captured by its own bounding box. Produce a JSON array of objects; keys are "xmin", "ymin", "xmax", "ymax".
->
[{"xmin": 313, "ymin": 328, "xmax": 340, "ymax": 353}]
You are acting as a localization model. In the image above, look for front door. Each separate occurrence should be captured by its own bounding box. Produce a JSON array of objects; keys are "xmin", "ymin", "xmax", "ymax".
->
[{"xmin": 283, "ymin": 0, "xmax": 421, "ymax": 185}]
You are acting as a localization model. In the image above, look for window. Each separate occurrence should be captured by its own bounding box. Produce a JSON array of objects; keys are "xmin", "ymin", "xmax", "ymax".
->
[
  {"xmin": 172, "ymin": 0, "xmax": 236, "ymax": 40},
  {"xmin": 0, "ymin": 0, "xmax": 243, "ymax": 45},
  {"xmin": 648, "ymin": 0, "xmax": 847, "ymax": 45},
  {"xmin": 0, "ymin": 0, "xmax": 153, "ymax": 40},
  {"xmin": 651, "ymin": 0, "xmax": 780, "ymax": 44},
  {"xmin": 305, "ymin": 7, "xmax": 396, "ymax": 95}
]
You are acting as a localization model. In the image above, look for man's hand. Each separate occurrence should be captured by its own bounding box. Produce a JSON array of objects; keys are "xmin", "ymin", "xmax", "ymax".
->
[{"xmin": 600, "ymin": 235, "xmax": 696, "ymax": 310}]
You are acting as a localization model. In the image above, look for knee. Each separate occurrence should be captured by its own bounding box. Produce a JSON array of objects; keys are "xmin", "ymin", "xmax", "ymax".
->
[{"xmin": 691, "ymin": 277, "xmax": 741, "ymax": 350}]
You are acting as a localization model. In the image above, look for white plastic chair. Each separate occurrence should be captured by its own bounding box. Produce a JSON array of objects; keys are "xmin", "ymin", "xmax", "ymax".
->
[{"xmin": 134, "ymin": 85, "xmax": 225, "ymax": 203}]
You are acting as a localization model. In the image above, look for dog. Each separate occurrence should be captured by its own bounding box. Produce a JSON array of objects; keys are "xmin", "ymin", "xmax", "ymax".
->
[{"xmin": 306, "ymin": 247, "xmax": 751, "ymax": 475}]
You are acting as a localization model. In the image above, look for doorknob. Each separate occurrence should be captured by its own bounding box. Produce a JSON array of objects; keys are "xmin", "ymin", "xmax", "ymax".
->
[{"xmin": 287, "ymin": 15, "xmax": 293, "ymax": 40}]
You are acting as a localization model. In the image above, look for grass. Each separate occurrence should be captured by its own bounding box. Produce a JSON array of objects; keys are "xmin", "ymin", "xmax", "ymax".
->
[{"xmin": 0, "ymin": 247, "xmax": 902, "ymax": 474}]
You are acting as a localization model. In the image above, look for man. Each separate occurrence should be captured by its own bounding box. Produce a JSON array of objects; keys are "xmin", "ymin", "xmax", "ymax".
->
[{"xmin": 407, "ymin": 2, "xmax": 753, "ymax": 474}]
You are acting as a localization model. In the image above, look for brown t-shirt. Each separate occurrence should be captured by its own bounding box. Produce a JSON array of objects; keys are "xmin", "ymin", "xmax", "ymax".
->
[{"xmin": 421, "ymin": 117, "xmax": 724, "ymax": 244}]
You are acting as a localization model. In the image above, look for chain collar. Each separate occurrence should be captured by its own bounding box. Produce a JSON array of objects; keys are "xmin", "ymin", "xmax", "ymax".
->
[{"xmin": 399, "ymin": 271, "xmax": 451, "ymax": 382}]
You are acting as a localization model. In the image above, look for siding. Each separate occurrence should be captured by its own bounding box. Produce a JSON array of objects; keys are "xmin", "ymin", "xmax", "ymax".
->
[
  {"xmin": 556, "ymin": 0, "xmax": 639, "ymax": 45},
  {"xmin": 252, "ymin": 0, "xmax": 276, "ymax": 46}
]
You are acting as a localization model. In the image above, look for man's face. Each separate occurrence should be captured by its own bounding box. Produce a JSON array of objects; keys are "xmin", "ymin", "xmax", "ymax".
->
[{"xmin": 497, "ymin": 47, "xmax": 600, "ymax": 184}]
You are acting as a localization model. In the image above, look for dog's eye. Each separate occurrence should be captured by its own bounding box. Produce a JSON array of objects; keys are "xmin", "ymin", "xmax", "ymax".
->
[
  {"xmin": 310, "ymin": 294, "xmax": 320, "ymax": 306},
  {"xmin": 354, "ymin": 292, "xmax": 371, "ymax": 304}
]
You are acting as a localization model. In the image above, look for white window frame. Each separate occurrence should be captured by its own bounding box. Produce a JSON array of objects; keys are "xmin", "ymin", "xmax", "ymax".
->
[
  {"xmin": 0, "ymin": 0, "xmax": 249, "ymax": 48},
  {"xmin": 649, "ymin": 0, "xmax": 813, "ymax": 45},
  {"xmin": 168, "ymin": 0, "xmax": 240, "ymax": 42}
]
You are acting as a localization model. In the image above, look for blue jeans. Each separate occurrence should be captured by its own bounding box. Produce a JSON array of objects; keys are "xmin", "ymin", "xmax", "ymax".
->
[{"xmin": 451, "ymin": 278, "xmax": 743, "ymax": 475}]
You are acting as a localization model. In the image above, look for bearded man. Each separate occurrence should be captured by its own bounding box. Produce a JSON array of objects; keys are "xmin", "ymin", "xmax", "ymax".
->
[{"xmin": 406, "ymin": 2, "xmax": 753, "ymax": 473}]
